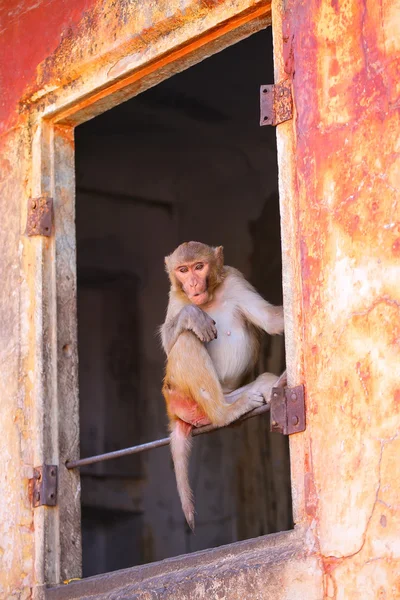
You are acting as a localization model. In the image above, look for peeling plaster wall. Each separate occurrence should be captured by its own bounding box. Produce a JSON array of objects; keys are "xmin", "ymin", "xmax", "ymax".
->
[
  {"xmin": 278, "ymin": 0, "xmax": 400, "ymax": 597},
  {"xmin": 1, "ymin": 0, "xmax": 400, "ymax": 597},
  {"xmin": 0, "ymin": 0, "xmax": 274, "ymax": 596},
  {"xmin": 0, "ymin": 128, "xmax": 35, "ymax": 599}
]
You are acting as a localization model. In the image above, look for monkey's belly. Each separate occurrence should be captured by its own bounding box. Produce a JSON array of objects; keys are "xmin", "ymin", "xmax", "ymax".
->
[
  {"xmin": 169, "ymin": 393, "xmax": 211, "ymax": 428},
  {"xmin": 205, "ymin": 327, "xmax": 255, "ymax": 392}
]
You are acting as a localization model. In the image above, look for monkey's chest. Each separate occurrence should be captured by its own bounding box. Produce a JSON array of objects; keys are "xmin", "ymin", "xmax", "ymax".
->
[{"xmin": 204, "ymin": 309, "xmax": 254, "ymax": 391}]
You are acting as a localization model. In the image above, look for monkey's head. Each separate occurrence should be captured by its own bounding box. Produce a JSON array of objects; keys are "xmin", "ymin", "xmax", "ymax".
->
[{"xmin": 165, "ymin": 241, "xmax": 224, "ymax": 306}]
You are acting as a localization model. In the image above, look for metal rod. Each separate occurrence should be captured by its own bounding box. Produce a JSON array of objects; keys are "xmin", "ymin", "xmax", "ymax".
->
[{"xmin": 66, "ymin": 402, "xmax": 271, "ymax": 469}]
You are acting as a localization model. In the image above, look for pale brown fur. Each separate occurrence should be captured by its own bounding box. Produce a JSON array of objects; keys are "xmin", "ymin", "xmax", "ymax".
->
[
  {"xmin": 164, "ymin": 332, "xmax": 270, "ymax": 427},
  {"xmin": 161, "ymin": 241, "xmax": 285, "ymax": 529}
]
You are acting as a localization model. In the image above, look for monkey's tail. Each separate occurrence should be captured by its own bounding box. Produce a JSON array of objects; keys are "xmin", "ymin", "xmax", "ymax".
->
[{"xmin": 170, "ymin": 419, "xmax": 195, "ymax": 531}]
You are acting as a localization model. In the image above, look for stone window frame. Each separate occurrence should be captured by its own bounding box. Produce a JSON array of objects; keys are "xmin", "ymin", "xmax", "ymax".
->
[{"xmin": 26, "ymin": 1, "xmax": 313, "ymax": 593}]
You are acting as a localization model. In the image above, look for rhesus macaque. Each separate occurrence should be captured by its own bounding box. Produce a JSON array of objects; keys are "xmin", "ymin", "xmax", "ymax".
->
[{"xmin": 161, "ymin": 241, "xmax": 285, "ymax": 529}]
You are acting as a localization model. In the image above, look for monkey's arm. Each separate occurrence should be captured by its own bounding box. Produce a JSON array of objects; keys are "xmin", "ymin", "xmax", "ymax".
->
[
  {"xmin": 161, "ymin": 304, "xmax": 217, "ymax": 355},
  {"xmin": 230, "ymin": 273, "xmax": 284, "ymax": 335}
]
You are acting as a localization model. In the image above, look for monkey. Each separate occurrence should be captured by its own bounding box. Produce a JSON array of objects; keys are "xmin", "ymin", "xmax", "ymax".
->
[{"xmin": 160, "ymin": 241, "xmax": 285, "ymax": 530}]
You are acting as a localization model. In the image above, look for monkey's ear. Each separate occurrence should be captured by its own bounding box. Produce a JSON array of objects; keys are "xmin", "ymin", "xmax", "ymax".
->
[{"xmin": 214, "ymin": 246, "xmax": 224, "ymax": 269}]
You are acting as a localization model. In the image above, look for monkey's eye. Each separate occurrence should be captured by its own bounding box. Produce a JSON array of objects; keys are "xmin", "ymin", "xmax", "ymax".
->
[
  {"xmin": 195, "ymin": 263, "xmax": 204, "ymax": 271},
  {"xmin": 178, "ymin": 266, "xmax": 189, "ymax": 273}
]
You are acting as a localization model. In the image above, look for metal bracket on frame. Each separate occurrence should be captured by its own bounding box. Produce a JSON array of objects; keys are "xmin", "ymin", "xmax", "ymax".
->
[
  {"xmin": 260, "ymin": 79, "xmax": 293, "ymax": 126},
  {"xmin": 26, "ymin": 196, "xmax": 53, "ymax": 236},
  {"xmin": 270, "ymin": 385, "xmax": 305, "ymax": 435},
  {"xmin": 30, "ymin": 465, "xmax": 58, "ymax": 508}
]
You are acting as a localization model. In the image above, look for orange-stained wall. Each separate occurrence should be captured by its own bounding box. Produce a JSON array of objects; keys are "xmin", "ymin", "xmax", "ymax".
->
[
  {"xmin": 1, "ymin": 0, "xmax": 399, "ymax": 597},
  {"xmin": 278, "ymin": 1, "xmax": 400, "ymax": 596}
]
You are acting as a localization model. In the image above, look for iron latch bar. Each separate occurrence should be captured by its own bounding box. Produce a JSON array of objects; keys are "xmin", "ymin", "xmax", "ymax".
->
[
  {"xmin": 30, "ymin": 465, "xmax": 58, "ymax": 507},
  {"xmin": 260, "ymin": 79, "xmax": 293, "ymax": 126},
  {"xmin": 26, "ymin": 196, "xmax": 53, "ymax": 236},
  {"xmin": 270, "ymin": 385, "xmax": 305, "ymax": 435},
  {"xmin": 66, "ymin": 402, "xmax": 272, "ymax": 469}
]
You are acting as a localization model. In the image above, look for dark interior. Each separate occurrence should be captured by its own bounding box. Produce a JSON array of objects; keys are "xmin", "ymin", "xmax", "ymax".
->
[{"xmin": 75, "ymin": 26, "xmax": 292, "ymax": 578}]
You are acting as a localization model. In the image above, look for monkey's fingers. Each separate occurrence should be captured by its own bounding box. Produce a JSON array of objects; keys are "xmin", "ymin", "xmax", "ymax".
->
[
  {"xmin": 204, "ymin": 316, "xmax": 217, "ymax": 340},
  {"xmin": 206, "ymin": 322, "xmax": 217, "ymax": 341},
  {"xmin": 191, "ymin": 322, "xmax": 217, "ymax": 343},
  {"xmin": 246, "ymin": 391, "xmax": 266, "ymax": 409},
  {"xmin": 191, "ymin": 326, "xmax": 210, "ymax": 342},
  {"xmin": 203, "ymin": 329, "xmax": 217, "ymax": 342},
  {"xmin": 249, "ymin": 372, "xmax": 280, "ymax": 404}
]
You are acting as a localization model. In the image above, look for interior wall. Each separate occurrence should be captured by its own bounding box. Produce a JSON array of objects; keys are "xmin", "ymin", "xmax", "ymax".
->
[{"xmin": 75, "ymin": 27, "xmax": 291, "ymax": 577}]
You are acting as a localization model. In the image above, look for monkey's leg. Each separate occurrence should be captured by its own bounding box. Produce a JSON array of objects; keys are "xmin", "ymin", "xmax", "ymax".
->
[
  {"xmin": 219, "ymin": 372, "xmax": 279, "ymax": 424},
  {"xmin": 165, "ymin": 332, "xmax": 266, "ymax": 427},
  {"xmin": 224, "ymin": 370, "xmax": 287, "ymax": 406}
]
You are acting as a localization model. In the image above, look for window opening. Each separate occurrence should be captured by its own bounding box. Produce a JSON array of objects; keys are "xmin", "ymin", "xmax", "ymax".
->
[{"xmin": 74, "ymin": 26, "xmax": 291, "ymax": 578}]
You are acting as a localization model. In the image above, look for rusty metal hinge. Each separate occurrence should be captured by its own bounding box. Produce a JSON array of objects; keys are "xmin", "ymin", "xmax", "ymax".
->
[
  {"xmin": 26, "ymin": 196, "xmax": 53, "ymax": 236},
  {"xmin": 260, "ymin": 79, "xmax": 293, "ymax": 126},
  {"xmin": 30, "ymin": 465, "xmax": 58, "ymax": 508},
  {"xmin": 270, "ymin": 385, "xmax": 305, "ymax": 435}
]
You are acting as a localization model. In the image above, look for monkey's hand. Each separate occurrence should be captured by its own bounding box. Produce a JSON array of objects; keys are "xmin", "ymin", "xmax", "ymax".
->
[{"xmin": 180, "ymin": 305, "xmax": 217, "ymax": 343}]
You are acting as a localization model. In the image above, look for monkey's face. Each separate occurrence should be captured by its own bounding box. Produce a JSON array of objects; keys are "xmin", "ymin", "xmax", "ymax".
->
[{"xmin": 175, "ymin": 261, "xmax": 211, "ymax": 306}]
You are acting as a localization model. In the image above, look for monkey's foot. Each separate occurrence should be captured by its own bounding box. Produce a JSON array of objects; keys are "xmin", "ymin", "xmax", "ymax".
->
[
  {"xmin": 248, "ymin": 372, "xmax": 282, "ymax": 404},
  {"xmin": 244, "ymin": 391, "xmax": 266, "ymax": 410}
]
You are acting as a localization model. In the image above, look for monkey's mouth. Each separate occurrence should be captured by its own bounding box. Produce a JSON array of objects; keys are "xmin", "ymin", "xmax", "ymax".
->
[{"xmin": 190, "ymin": 291, "xmax": 208, "ymax": 305}]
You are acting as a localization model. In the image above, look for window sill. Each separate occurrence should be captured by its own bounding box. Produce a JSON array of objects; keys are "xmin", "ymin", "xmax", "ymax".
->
[{"xmin": 45, "ymin": 526, "xmax": 322, "ymax": 600}]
